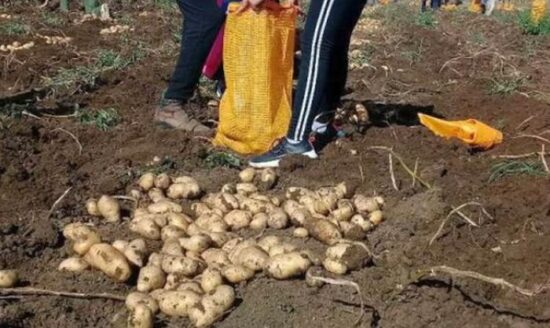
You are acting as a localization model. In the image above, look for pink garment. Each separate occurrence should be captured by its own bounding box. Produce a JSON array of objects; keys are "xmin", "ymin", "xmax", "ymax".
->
[{"xmin": 202, "ymin": 0, "xmax": 225, "ymax": 79}]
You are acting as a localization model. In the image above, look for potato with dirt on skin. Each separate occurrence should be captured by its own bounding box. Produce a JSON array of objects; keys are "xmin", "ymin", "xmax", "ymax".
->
[
  {"xmin": 166, "ymin": 212, "xmax": 191, "ymax": 231},
  {"xmin": 137, "ymin": 265, "xmax": 166, "ymax": 292},
  {"xmin": 130, "ymin": 218, "xmax": 161, "ymax": 240},
  {"xmin": 158, "ymin": 290, "xmax": 202, "ymax": 317},
  {"xmin": 147, "ymin": 252, "xmax": 164, "ymax": 267},
  {"xmin": 138, "ymin": 173, "xmax": 155, "ymax": 191},
  {"xmin": 266, "ymin": 252, "xmax": 312, "ymax": 280},
  {"xmin": 227, "ymin": 239, "xmax": 257, "ymax": 263},
  {"xmin": 329, "ymin": 200, "xmax": 355, "ymax": 222},
  {"xmin": 126, "ymin": 291, "xmax": 159, "ymax": 314},
  {"xmin": 324, "ymin": 242, "xmax": 371, "ymax": 275},
  {"xmin": 212, "ymin": 193, "xmax": 240, "ymax": 213},
  {"xmin": 250, "ymin": 213, "xmax": 268, "ymax": 230},
  {"xmin": 167, "ymin": 182, "xmax": 201, "ymax": 200},
  {"xmin": 260, "ymin": 168, "xmax": 277, "ymax": 190},
  {"xmin": 162, "ymin": 239, "xmax": 184, "ymax": 256},
  {"xmin": 201, "ymin": 248, "xmax": 231, "ymax": 269},
  {"xmin": 84, "ymin": 243, "xmax": 132, "ymax": 282},
  {"xmin": 369, "ymin": 210, "xmax": 384, "ymax": 225},
  {"xmin": 234, "ymin": 246, "xmax": 269, "ymax": 271},
  {"xmin": 147, "ymin": 188, "xmax": 165, "ymax": 203},
  {"xmin": 339, "ymin": 221, "xmax": 366, "ymax": 241},
  {"xmin": 236, "ymin": 183, "xmax": 257, "ymax": 196},
  {"xmin": 178, "ymin": 281, "xmax": 204, "ymax": 294},
  {"xmin": 286, "ymin": 187, "xmax": 314, "ymax": 201},
  {"xmin": 0, "ymin": 270, "xmax": 18, "ymax": 288},
  {"xmin": 240, "ymin": 198, "xmax": 269, "ymax": 214},
  {"xmin": 161, "ymin": 225, "xmax": 186, "ymax": 241},
  {"xmin": 351, "ymin": 214, "xmax": 374, "ymax": 232},
  {"xmin": 58, "ymin": 257, "xmax": 90, "ymax": 272},
  {"xmin": 268, "ymin": 243, "xmax": 297, "ymax": 257},
  {"xmin": 293, "ymin": 227, "xmax": 309, "ymax": 238},
  {"xmin": 222, "ymin": 264, "xmax": 255, "ymax": 283},
  {"xmin": 195, "ymin": 213, "xmax": 228, "ymax": 233},
  {"xmin": 147, "ymin": 200, "xmax": 183, "ymax": 214},
  {"xmin": 188, "ymin": 285, "xmax": 235, "ymax": 327},
  {"xmin": 267, "ymin": 208, "xmax": 289, "ymax": 229},
  {"xmin": 120, "ymin": 238, "xmax": 147, "ymax": 267},
  {"xmin": 353, "ymin": 195, "xmax": 379, "ymax": 213},
  {"xmin": 256, "ymin": 235, "xmax": 281, "ymax": 253},
  {"xmin": 63, "ymin": 223, "xmax": 102, "ymax": 255},
  {"xmin": 97, "ymin": 195, "xmax": 121, "ymax": 222},
  {"xmin": 289, "ymin": 208, "xmax": 311, "ymax": 227},
  {"xmin": 161, "ymin": 254, "xmax": 202, "ymax": 277},
  {"xmin": 304, "ymin": 217, "xmax": 342, "ymax": 245},
  {"xmin": 85, "ymin": 198, "xmax": 100, "ymax": 216},
  {"xmin": 239, "ymin": 167, "xmax": 256, "ymax": 183},
  {"xmin": 128, "ymin": 303, "xmax": 153, "ymax": 328},
  {"xmin": 208, "ymin": 231, "xmax": 235, "ymax": 248},
  {"xmin": 221, "ymin": 183, "xmax": 237, "ymax": 194},
  {"xmin": 224, "ymin": 210, "xmax": 252, "ymax": 230},
  {"xmin": 201, "ymin": 268, "xmax": 223, "ymax": 293},
  {"xmin": 154, "ymin": 173, "xmax": 171, "ymax": 190},
  {"xmin": 179, "ymin": 234, "xmax": 212, "ymax": 253}
]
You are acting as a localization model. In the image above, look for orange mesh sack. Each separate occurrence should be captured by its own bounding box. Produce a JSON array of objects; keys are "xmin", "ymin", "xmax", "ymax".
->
[{"xmin": 214, "ymin": 2, "xmax": 297, "ymax": 155}]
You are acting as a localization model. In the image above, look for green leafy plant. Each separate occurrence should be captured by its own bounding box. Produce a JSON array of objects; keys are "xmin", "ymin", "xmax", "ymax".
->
[
  {"xmin": 489, "ymin": 160, "xmax": 549, "ymax": 182},
  {"xmin": 416, "ymin": 11, "xmax": 437, "ymax": 28},
  {"xmin": 205, "ymin": 151, "xmax": 242, "ymax": 169},
  {"xmin": 41, "ymin": 12, "xmax": 65, "ymax": 27},
  {"xmin": 518, "ymin": 10, "xmax": 550, "ymax": 35},
  {"xmin": 79, "ymin": 108, "xmax": 120, "ymax": 131},
  {"xmin": 488, "ymin": 76, "xmax": 523, "ymax": 95},
  {"xmin": 0, "ymin": 21, "xmax": 30, "ymax": 35}
]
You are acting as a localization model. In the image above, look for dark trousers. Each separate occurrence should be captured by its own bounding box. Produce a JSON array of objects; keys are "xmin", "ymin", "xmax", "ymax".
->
[
  {"xmin": 164, "ymin": 0, "xmax": 225, "ymax": 102},
  {"xmin": 287, "ymin": 0, "xmax": 367, "ymax": 141}
]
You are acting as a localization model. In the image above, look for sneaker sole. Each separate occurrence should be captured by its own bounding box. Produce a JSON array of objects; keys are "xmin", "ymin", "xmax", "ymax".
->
[{"xmin": 249, "ymin": 150, "xmax": 318, "ymax": 168}]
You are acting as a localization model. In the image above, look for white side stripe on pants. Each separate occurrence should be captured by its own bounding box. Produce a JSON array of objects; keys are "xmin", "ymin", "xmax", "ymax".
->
[{"xmin": 293, "ymin": 0, "xmax": 337, "ymax": 141}]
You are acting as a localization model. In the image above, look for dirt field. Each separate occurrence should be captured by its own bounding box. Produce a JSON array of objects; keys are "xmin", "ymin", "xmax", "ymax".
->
[{"xmin": 1, "ymin": 2, "xmax": 550, "ymax": 328}]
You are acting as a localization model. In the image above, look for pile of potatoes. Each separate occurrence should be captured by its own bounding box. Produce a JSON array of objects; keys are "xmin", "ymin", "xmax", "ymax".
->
[
  {"xmin": 59, "ymin": 169, "xmax": 386, "ymax": 327},
  {"xmin": 99, "ymin": 24, "xmax": 133, "ymax": 35},
  {"xmin": 0, "ymin": 13, "xmax": 13, "ymax": 19},
  {"xmin": 39, "ymin": 35, "xmax": 73, "ymax": 45},
  {"xmin": 0, "ymin": 41, "xmax": 34, "ymax": 52}
]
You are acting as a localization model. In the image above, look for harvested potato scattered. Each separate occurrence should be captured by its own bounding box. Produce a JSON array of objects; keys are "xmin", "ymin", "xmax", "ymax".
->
[
  {"xmin": 201, "ymin": 248, "xmax": 231, "ymax": 269},
  {"xmin": 212, "ymin": 193, "xmax": 240, "ymax": 213},
  {"xmin": 154, "ymin": 173, "xmax": 171, "ymax": 190},
  {"xmin": 173, "ymin": 176, "xmax": 200, "ymax": 185},
  {"xmin": 179, "ymin": 234, "xmax": 212, "ymax": 253},
  {"xmin": 234, "ymin": 246, "xmax": 269, "ymax": 271},
  {"xmin": 130, "ymin": 218, "xmax": 161, "ymax": 240},
  {"xmin": 240, "ymin": 198, "xmax": 268, "ymax": 214},
  {"xmin": 97, "ymin": 195, "xmax": 120, "ymax": 222},
  {"xmin": 304, "ymin": 218, "xmax": 342, "ymax": 245},
  {"xmin": 148, "ymin": 200, "xmax": 182, "ymax": 214},
  {"xmin": 0, "ymin": 270, "xmax": 18, "ymax": 288},
  {"xmin": 369, "ymin": 210, "xmax": 384, "ymax": 225},
  {"xmin": 249, "ymin": 213, "xmax": 268, "ymax": 230},
  {"xmin": 148, "ymin": 253, "xmax": 164, "ymax": 267},
  {"xmin": 353, "ymin": 195, "xmax": 379, "ymax": 213},
  {"xmin": 129, "ymin": 189, "xmax": 143, "ymax": 200},
  {"xmin": 268, "ymin": 243, "xmax": 297, "ymax": 257},
  {"xmin": 167, "ymin": 212, "xmax": 191, "ymax": 231},
  {"xmin": 249, "ymin": 193, "xmax": 271, "ymax": 203},
  {"xmin": 158, "ymin": 290, "xmax": 201, "ymax": 317},
  {"xmin": 178, "ymin": 281, "xmax": 204, "ymax": 294},
  {"xmin": 58, "ymin": 257, "xmax": 90, "ymax": 272},
  {"xmin": 267, "ymin": 208, "xmax": 288, "ymax": 229},
  {"xmin": 195, "ymin": 213, "xmax": 228, "ymax": 233},
  {"xmin": 139, "ymin": 173, "xmax": 155, "ymax": 191},
  {"xmin": 161, "ymin": 254, "xmax": 202, "ymax": 277},
  {"xmin": 266, "ymin": 252, "xmax": 312, "ymax": 280},
  {"xmin": 188, "ymin": 285, "xmax": 235, "ymax": 327},
  {"xmin": 84, "ymin": 243, "xmax": 131, "ymax": 282},
  {"xmin": 148, "ymin": 188, "xmax": 165, "ymax": 203},
  {"xmin": 124, "ymin": 239, "xmax": 147, "ymax": 267},
  {"xmin": 257, "ymin": 235, "xmax": 281, "ymax": 253},
  {"xmin": 161, "ymin": 225, "xmax": 186, "ymax": 241},
  {"xmin": 162, "ymin": 239, "xmax": 183, "ymax": 256},
  {"xmin": 239, "ymin": 168, "xmax": 256, "ymax": 183},
  {"xmin": 289, "ymin": 208, "xmax": 311, "ymax": 226},
  {"xmin": 236, "ymin": 183, "xmax": 257, "ymax": 195},
  {"xmin": 63, "ymin": 223, "xmax": 102, "ymax": 255},
  {"xmin": 322, "ymin": 258, "xmax": 347, "ymax": 275},
  {"xmin": 286, "ymin": 187, "xmax": 314, "ymax": 201},
  {"xmin": 137, "ymin": 265, "xmax": 166, "ymax": 292},
  {"xmin": 351, "ymin": 214, "xmax": 374, "ymax": 232},
  {"xmin": 167, "ymin": 182, "xmax": 201, "ymax": 200},
  {"xmin": 293, "ymin": 227, "xmax": 309, "ymax": 238},
  {"xmin": 259, "ymin": 168, "xmax": 277, "ymax": 190},
  {"xmin": 207, "ymin": 232, "xmax": 235, "ymax": 248},
  {"xmin": 224, "ymin": 210, "xmax": 252, "ymax": 230},
  {"xmin": 222, "ymin": 264, "xmax": 255, "ymax": 283},
  {"xmin": 221, "ymin": 183, "xmax": 237, "ymax": 194},
  {"xmin": 339, "ymin": 221, "xmax": 366, "ymax": 241},
  {"xmin": 192, "ymin": 203, "xmax": 212, "ymax": 217},
  {"xmin": 126, "ymin": 291, "xmax": 159, "ymax": 314},
  {"xmin": 85, "ymin": 198, "xmax": 100, "ymax": 216},
  {"xmin": 227, "ymin": 239, "xmax": 257, "ymax": 263},
  {"xmin": 201, "ymin": 268, "xmax": 223, "ymax": 293},
  {"xmin": 330, "ymin": 200, "xmax": 355, "ymax": 222},
  {"xmin": 164, "ymin": 273, "xmax": 191, "ymax": 290},
  {"xmin": 324, "ymin": 243, "xmax": 371, "ymax": 275},
  {"xmin": 128, "ymin": 303, "xmax": 153, "ymax": 328}
]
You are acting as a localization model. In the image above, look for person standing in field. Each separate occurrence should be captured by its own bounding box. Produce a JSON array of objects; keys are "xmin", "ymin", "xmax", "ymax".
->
[
  {"xmin": 247, "ymin": 0, "xmax": 367, "ymax": 167},
  {"xmin": 154, "ymin": 0, "xmax": 224, "ymax": 134}
]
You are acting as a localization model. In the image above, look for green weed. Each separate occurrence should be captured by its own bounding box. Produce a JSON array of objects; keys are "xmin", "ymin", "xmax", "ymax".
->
[
  {"xmin": 401, "ymin": 39, "xmax": 425, "ymax": 65},
  {"xmin": 416, "ymin": 11, "xmax": 437, "ymax": 28},
  {"xmin": 489, "ymin": 160, "xmax": 549, "ymax": 182},
  {"xmin": 205, "ymin": 151, "xmax": 242, "ymax": 169},
  {"xmin": 41, "ymin": 12, "xmax": 65, "ymax": 27},
  {"xmin": 43, "ymin": 66, "xmax": 99, "ymax": 90},
  {"xmin": 488, "ymin": 76, "xmax": 523, "ymax": 95},
  {"xmin": 78, "ymin": 108, "xmax": 120, "ymax": 131},
  {"xmin": 0, "ymin": 21, "xmax": 30, "ymax": 35},
  {"xmin": 154, "ymin": 0, "xmax": 178, "ymax": 11},
  {"xmin": 518, "ymin": 10, "xmax": 550, "ymax": 35}
]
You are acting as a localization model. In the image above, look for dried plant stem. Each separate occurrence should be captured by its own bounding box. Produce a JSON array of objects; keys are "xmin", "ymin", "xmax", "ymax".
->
[
  {"xmin": 52, "ymin": 128, "xmax": 82, "ymax": 155},
  {"xmin": 388, "ymin": 153, "xmax": 399, "ymax": 191},
  {"xmin": 368, "ymin": 146, "xmax": 432, "ymax": 189},
  {"xmin": 429, "ymin": 202, "xmax": 492, "ymax": 246},
  {"xmin": 0, "ymin": 287, "xmax": 125, "ymax": 301}
]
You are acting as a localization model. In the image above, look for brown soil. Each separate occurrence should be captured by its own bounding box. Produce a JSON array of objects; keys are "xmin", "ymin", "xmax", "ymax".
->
[{"xmin": 1, "ymin": 3, "xmax": 550, "ymax": 328}]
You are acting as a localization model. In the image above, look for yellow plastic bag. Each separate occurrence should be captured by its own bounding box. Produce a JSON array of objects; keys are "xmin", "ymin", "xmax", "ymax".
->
[
  {"xmin": 214, "ymin": 2, "xmax": 297, "ymax": 155},
  {"xmin": 418, "ymin": 113, "xmax": 503, "ymax": 149}
]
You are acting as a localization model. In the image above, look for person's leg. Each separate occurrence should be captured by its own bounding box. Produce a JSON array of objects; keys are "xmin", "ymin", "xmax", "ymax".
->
[{"xmin": 164, "ymin": 0, "xmax": 224, "ymax": 102}]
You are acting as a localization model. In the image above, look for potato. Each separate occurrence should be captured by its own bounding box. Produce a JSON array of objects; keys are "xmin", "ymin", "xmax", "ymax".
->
[
  {"xmin": 239, "ymin": 168, "xmax": 256, "ymax": 183},
  {"xmin": 147, "ymin": 188, "xmax": 165, "ymax": 203},
  {"xmin": 271, "ymin": 196, "xmax": 282, "ymax": 207},
  {"xmin": 167, "ymin": 182, "xmax": 201, "ymax": 200},
  {"xmin": 221, "ymin": 183, "xmax": 237, "ymax": 194},
  {"xmin": 293, "ymin": 227, "xmax": 309, "ymax": 238},
  {"xmin": 148, "ymin": 200, "xmax": 182, "ymax": 214},
  {"xmin": 268, "ymin": 243, "xmax": 297, "ymax": 257},
  {"xmin": 267, "ymin": 209, "xmax": 288, "ymax": 229},
  {"xmin": 188, "ymin": 285, "xmax": 235, "ymax": 327},
  {"xmin": 335, "ymin": 182, "xmax": 356, "ymax": 199},
  {"xmin": 222, "ymin": 264, "xmax": 254, "ymax": 283},
  {"xmin": 178, "ymin": 281, "xmax": 204, "ymax": 294},
  {"xmin": 58, "ymin": 257, "xmax": 90, "ymax": 272},
  {"xmin": 161, "ymin": 255, "xmax": 201, "ymax": 277},
  {"xmin": 286, "ymin": 187, "xmax": 314, "ymax": 201},
  {"xmin": 249, "ymin": 193, "xmax": 272, "ymax": 203},
  {"xmin": 126, "ymin": 291, "xmax": 159, "ymax": 313},
  {"xmin": 353, "ymin": 195, "xmax": 379, "ymax": 213},
  {"xmin": 63, "ymin": 223, "xmax": 101, "ymax": 255},
  {"xmin": 299, "ymin": 195, "xmax": 318, "ymax": 214},
  {"xmin": 227, "ymin": 239, "xmax": 257, "ymax": 263},
  {"xmin": 129, "ymin": 189, "xmax": 143, "ymax": 200},
  {"xmin": 166, "ymin": 212, "xmax": 190, "ymax": 230},
  {"xmin": 208, "ymin": 232, "xmax": 235, "ymax": 248},
  {"xmin": 128, "ymin": 303, "xmax": 153, "ymax": 328},
  {"xmin": 257, "ymin": 236, "xmax": 281, "ymax": 253},
  {"xmin": 315, "ymin": 193, "xmax": 339, "ymax": 214},
  {"xmin": 304, "ymin": 218, "xmax": 342, "ymax": 245},
  {"xmin": 179, "ymin": 234, "xmax": 212, "ymax": 253},
  {"xmin": 201, "ymin": 249, "xmax": 231, "ymax": 268},
  {"xmin": 164, "ymin": 273, "xmax": 190, "ymax": 290},
  {"xmin": 124, "ymin": 239, "xmax": 147, "ymax": 267},
  {"xmin": 195, "ymin": 213, "xmax": 228, "ymax": 233},
  {"xmin": 340, "ymin": 221, "xmax": 366, "ymax": 241},
  {"xmin": 212, "ymin": 193, "xmax": 240, "ymax": 213},
  {"xmin": 186, "ymin": 223, "xmax": 203, "ymax": 236},
  {"xmin": 161, "ymin": 225, "xmax": 186, "ymax": 241},
  {"xmin": 374, "ymin": 196, "xmax": 385, "ymax": 207},
  {"xmin": 369, "ymin": 210, "xmax": 384, "ymax": 225},
  {"xmin": 266, "ymin": 252, "xmax": 312, "ymax": 280},
  {"xmin": 221, "ymin": 238, "xmax": 243, "ymax": 253},
  {"xmin": 323, "ymin": 258, "xmax": 347, "ymax": 275},
  {"xmin": 330, "ymin": 200, "xmax": 355, "ymax": 221},
  {"xmin": 260, "ymin": 168, "xmax": 277, "ymax": 190},
  {"xmin": 149, "ymin": 289, "xmax": 166, "ymax": 301},
  {"xmin": 154, "ymin": 173, "xmax": 171, "ymax": 189},
  {"xmin": 139, "ymin": 173, "xmax": 155, "ymax": 191},
  {"xmin": 84, "ymin": 243, "xmax": 131, "ymax": 282},
  {"xmin": 173, "ymin": 176, "xmax": 200, "ymax": 186},
  {"xmin": 158, "ymin": 290, "xmax": 201, "ymax": 317},
  {"xmin": 325, "ymin": 243, "xmax": 371, "ymax": 273},
  {"xmin": 148, "ymin": 252, "xmax": 164, "ymax": 267},
  {"xmin": 162, "ymin": 239, "xmax": 184, "ymax": 256},
  {"xmin": 289, "ymin": 208, "xmax": 311, "ymax": 227},
  {"xmin": 201, "ymin": 268, "xmax": 223, "ymax": 293},
  {"xmin": 236, "ymin": 183, "xmax": 257, "ymax": 196},
  {"xmin": 224, "ymin": 210, "xmax": 252, "ymax": 230},
  {"xmin": 137, "ymin": 265, "xmax": 166, "ymax": 292},
  {"xmin": 186, "ymin": 250, "xmax": 201, "ymax": 260},
  {"xmin": 0, "ymin": 270, "xmax": 18, "ymax": 288},
  {"xmin": 130, "ymin": 218, "xmax": 161, "ymax": 240},
  {"xmin": 240, "ymin": 198, "xmax": 268, "ymax": 215},
  {"xmin": 351, "ymin": 214, "xmax": 374, "ymax": 232},
  {"xmin": 96, "ymin": 195, "xmax": 120, "ymax": 223},
  {"xmin": 249, "ymin": 213, "xmax": 268, "ymax": 230},
  {"xmin": 235, "ymin": 246, "xmax": 269, "ymax": 271},
  {"xmin": 85, "ymin": 198, "xmax": 100, "ymax": 216}
]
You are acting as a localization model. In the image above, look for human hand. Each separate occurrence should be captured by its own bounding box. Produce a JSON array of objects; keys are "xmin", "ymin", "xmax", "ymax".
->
[{"xmin": 237, "ymin": 0, "xmax": 266, "ymax": 13}]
